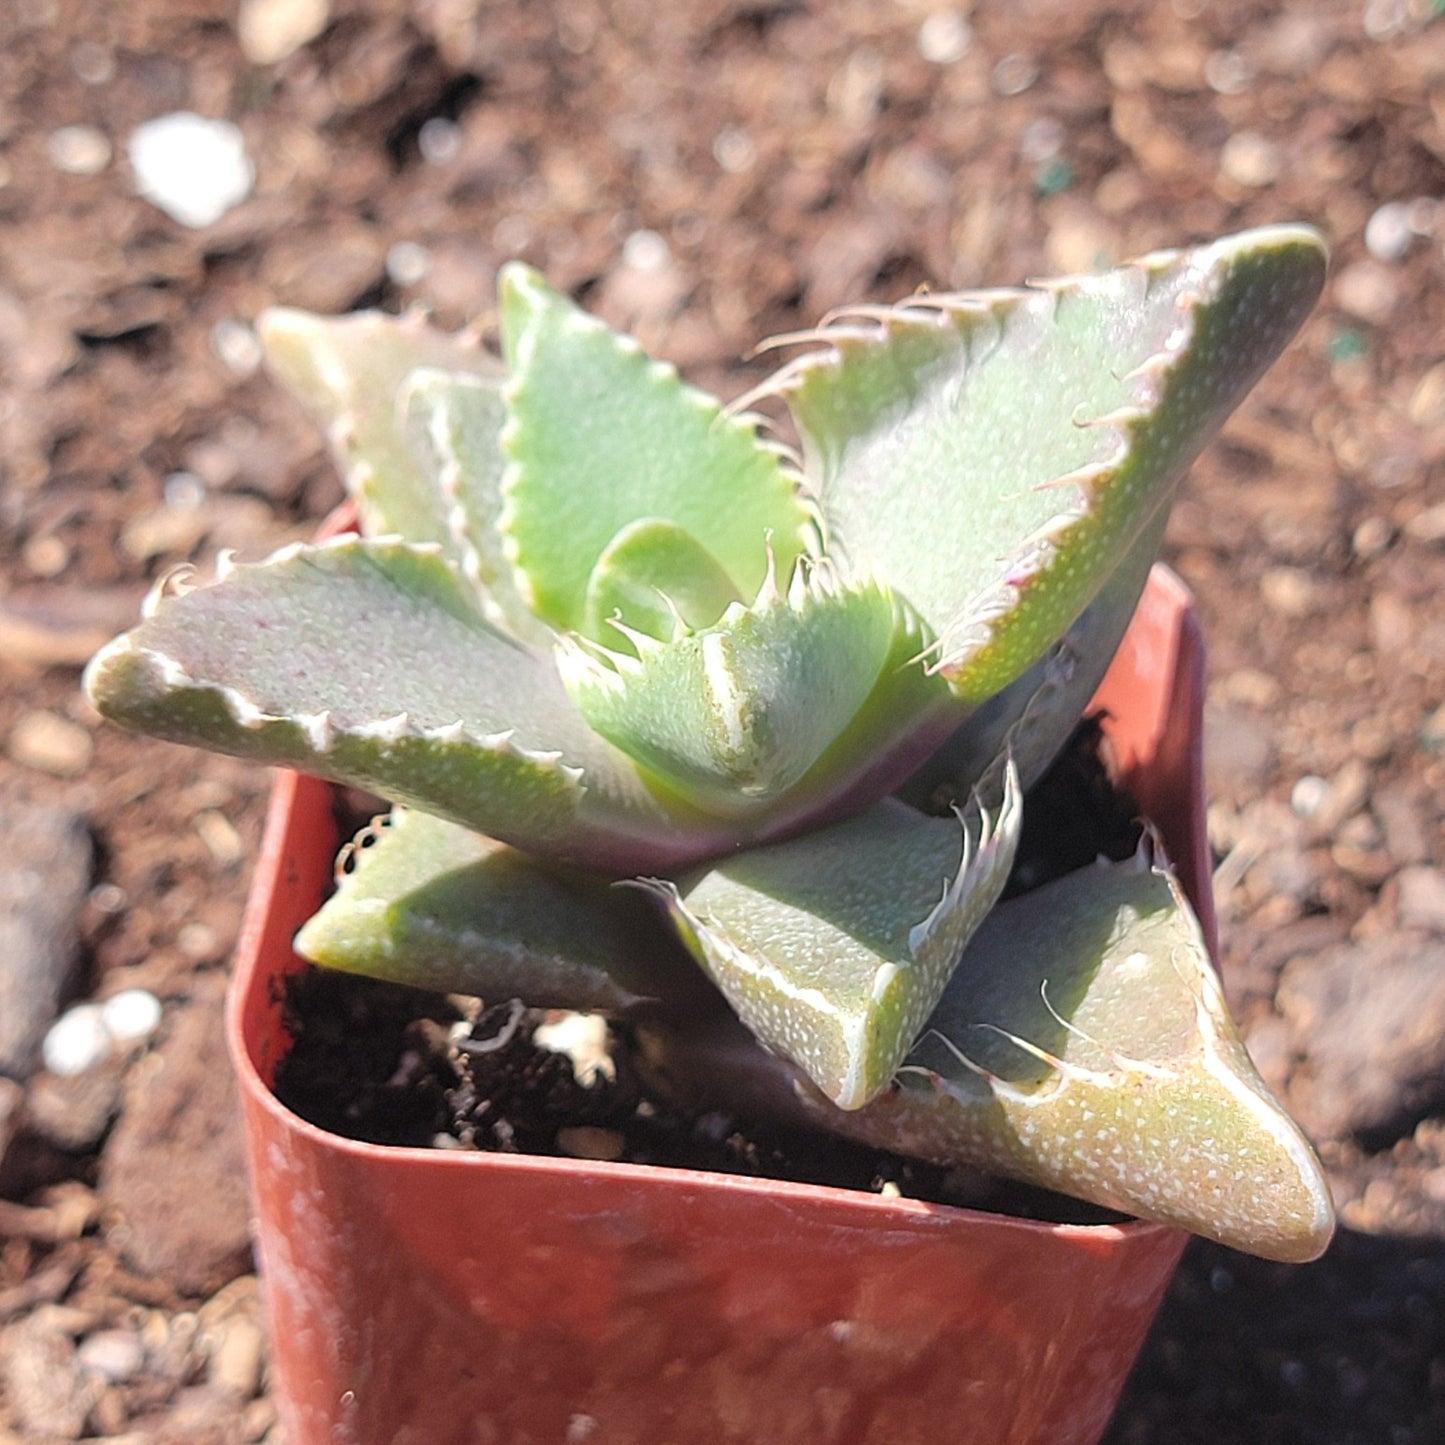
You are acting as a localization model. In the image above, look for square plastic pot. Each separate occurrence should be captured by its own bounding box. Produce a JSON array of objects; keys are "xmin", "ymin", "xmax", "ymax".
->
[{"xmin": 227, "ymin": 564, "xmax": 1212, "ymax": 1445}]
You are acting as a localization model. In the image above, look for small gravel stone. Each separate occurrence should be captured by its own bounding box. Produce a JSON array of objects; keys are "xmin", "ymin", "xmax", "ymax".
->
[
  {"xmin": 209, "ymin": 319, "xmax": 264, "ymax": 376},
  {"xmin": 1220, "ymin": 131, "xmax": 1282, "ymax": 187},
  {"xmin": 1396, "ymin": 866, "xmax": 1445, "ymax": 932},
  {"xmin": 1404, "ymin": 500, "xmax": 1445, "ymax": 545},
  {"xmin": 0, "ymin": 805, "xmax": 92, "ymax": 1079},
  {"xmin": 102, "ymin": 988, "xmax": 163, "ymax": 1045},
  {"xmin": 418, "ymin": 116, "xmax": 461, "ymax": 165},
  {"xmin": 70, "ymin": 39, "xmax": 114, "ymax": 83},
  {"xmin": 42, "ymin": 1003, "xmax": 113, "ymax": 1077},
  {"xmin": 621, "ymin": 228, "xmax": 670, "ymax": 273},
  {"xmin": 46, "ymin": 123, "xmax": 111, "ymax": 175},
  {"xmin": 0, "ymin": 1307, "xmax": 102, "ymax": 1437},
  {"xmin": 27, "ymin": 1058, "xmax": 125, "ymax": 1150},
  {"xmin": 162, "ymin": 470, "xmax": 206, "ymax": 511},
  {"xmin": 77, "ymin": 1328, "xmax": 146, "ymax": 1384},
  {"xmin": 128, "ymin": 112, "xmax": 254, "ymax": 228},
  {"xmin": 21, "ymin": 533, "xmax": 69, "ymax": 577},
  {"xmin": 385, "ymin": 239, "xmax": 431, "ymax": 286},
  {"xmin": 533, "ymin": 1012, "xmax": 614, "ymax": 1084},
  {"xmin": 1373, "ymin": 787, "xmax": 1430, "ymax": 866},
  {"xmin": 557, "ymin": 1126, "xmax": 627, "ymax": 1161},
  {"xmin": 100, "ymin": 983, "xmax": 253, "ymax": 1295},
  {"xmin": 1408, "ymin": 361, "xmax": 1445, "ymax": 426},
  {"xmin": 208, "ymin": 1318, "xmax": 265, "ymax": 1398},
  {"xmin": 1334, "ymin": 260, "xmax": 1400, "ymax": 324},
  {"xmin": 992, "ymin": 53, "xmax": 1039, "ymax": 96},
  {"xmin": 195, "ymin": 809, "xmax": 245, "ymax": 867},
  {"xmin": 712, "ymin": 126, "xmax": 756, "ymax": 173},
  {"xmin": 1290, "ymin": 775, "xmax": 1330, "ymax": 819},
  {"xmin": 1352, "ymin": 514, "xmax": 1393, "ymax": 559},
  {"xmin": 8, "ymin": 710, "xmax": 93, "ymax": 776},
  {"xmin": 238, "ymin": 0, "xmax": 330, "ymax": 65},
  {"xmin": 1365, "ymin": 201, "xmax": 1415, "ymax": 262},
  {"xmin": 1261, "ymin": 566, "xmax": 1323, "ymax": 617},
  {"xmin": 1282, "ymin": 938, "xmax": 1445, "ymax": 1139},
  {"xmin": 1204, "ymin": 49, "xmax": 1254, "ymax": 95},
  {"xmin": 917, "ymin": 11, "xmax": 972, "ymax": 65}
]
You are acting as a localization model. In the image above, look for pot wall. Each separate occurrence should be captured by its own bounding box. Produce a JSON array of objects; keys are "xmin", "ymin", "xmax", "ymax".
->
[{"xmin": 228, "ymin": 565, "xmax": 1207, "ymax": 1445}]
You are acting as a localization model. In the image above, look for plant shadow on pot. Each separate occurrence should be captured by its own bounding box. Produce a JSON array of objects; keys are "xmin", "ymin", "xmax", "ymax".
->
[{"xmin": 226, "ymin": 564, "xmax": 1208, "ymax": 1445}]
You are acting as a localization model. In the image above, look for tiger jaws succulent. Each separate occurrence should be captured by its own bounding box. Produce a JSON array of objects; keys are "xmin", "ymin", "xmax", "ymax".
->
[{"xmin": 86, "ymin": 224, "xmax": 1335, "ymax": 1262}]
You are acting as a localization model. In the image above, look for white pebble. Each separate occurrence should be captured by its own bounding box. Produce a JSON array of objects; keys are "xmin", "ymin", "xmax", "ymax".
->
[
  {"xmin": 43, "ymin": 1004, "xmax": 112, "ymax": 1077},
  {"xmin": 128, "ymin": 113, "xmax": 255, "ymax": 229},
  {"xmin": 1204, "ymin": 49, "xmax": 1254, "ymax": 96},
  {"xmin": 210, "ymin": 318, "xmax": 264, "ymax": 376},
  {"xmin": 712, "ymin": 126, "xmax": 756, "ymax": 174},
  {"xmin": 163, "ymin": 471, "xmax": 206, "ymax": 511},
  {"xmin": 1364, "ymin": 201, "xmax": 1413, "ymax": 263},
  {"xmin": 47, "ymin": 124, "xmax": 111, "ymax": 176},
  {"xmin": 102, "ymin": 988, "xmax": 163, "ymax": 1044},
  {"xmin": 1219, "ymin": 131, "xmax": 1281, "ymax": 188},
  {"xmin": 385, "ymin": 240, "xmax": 431, "ymax": 286},
  {"xmin": 621, "ymin": 228, "xmax": 670, "ymax": 273},
  {"xmin": 1290, "ymin": 775, "xmax": 1330, "ymax": 820},
  {"xmin": 77, "ymin": 1329, "xmax": 146, "ymax": 1383},
  {"xmin": 917, "ymin": 11, "xmax": 972, "ymax": 66},
  {"xmin": 533, "ymin": 1012, "xmax": 615, "ymax": 1084},
  {"xmin": 418, "ymin": 117, "xmax": 461, "ymax": 165}
]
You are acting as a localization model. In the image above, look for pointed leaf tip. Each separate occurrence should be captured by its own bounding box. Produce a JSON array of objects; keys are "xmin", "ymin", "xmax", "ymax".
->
[
  {"xmin": 496, "ymin": 263, "xmax": 813, "ymax": 635},
  {"xmin": 830, "ymin": 858, "xmax": 1335, "ymax": 1261},
  {"xmin": 296, "ymin": 808, "xmax": 685, "ymax": 1010},
  {"xmin": 775, "ymin": 225, "xmax": 1327, "ymax": 707},
  {"xmin": 667, "ymin": 778, "xmax": 1022, "ymax": 1109}
]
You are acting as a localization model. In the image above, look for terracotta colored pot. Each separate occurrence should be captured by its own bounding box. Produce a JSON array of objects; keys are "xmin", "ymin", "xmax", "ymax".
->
[{"xmin": 226, "ymin": 565, "xmax": 1210, "ymax": 1445}]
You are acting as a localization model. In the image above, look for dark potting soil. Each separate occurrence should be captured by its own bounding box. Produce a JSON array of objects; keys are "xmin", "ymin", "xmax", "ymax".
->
[{"xmin": 273, "ymin": 716, "xmax": 1143, "ymax": 1225}]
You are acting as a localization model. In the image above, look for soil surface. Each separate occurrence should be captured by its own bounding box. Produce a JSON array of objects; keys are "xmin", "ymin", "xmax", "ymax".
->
[
  {"xmin": 2, "ymin": 1, "xmax": 1444, "ymax": 1441},
  {"xmin": 272, "ymin": 722, "xmax": 1139, "ymax": 1224}
]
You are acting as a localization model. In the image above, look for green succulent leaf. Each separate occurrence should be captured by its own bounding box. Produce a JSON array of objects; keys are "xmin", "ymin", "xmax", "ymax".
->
[
  {"xmin": 296, "ymin": 808, "xmax": 691, "ymax": 1011},
  {"xmin": 813, "ymin": 856, "xmax": 1332, "ymax": 1261},
  {"xmin": 497, "ymin": 263, "xmax": 815, "ymax": 634},
  {"xmin": 82, "ymin": 537, "xmax": 755, "ymax": 873},
  {"xmin": 771, "ymin": 225, "xmax": 1327, "ymax": 704},
  {"xmin": 652, "ymin": 768, "xmax": 1022, "ymax": 1109},
  {"xmin": 399, "ymin": 367, "xmax": 548, "ymax": 644},
  {"xmin": 258, "ymin": 308, "xmax": 503, "ymax": 556},
  {"xmin": 559, "ymin": 562, "xmax": 901, "ymax": 816},
  {"xmin": 898, "ymin": 507, "xmax": 1168, "ymax": 811},
  {"xmin": 582, "ymin": 517, "xmax": 745, "ymax": 646}
]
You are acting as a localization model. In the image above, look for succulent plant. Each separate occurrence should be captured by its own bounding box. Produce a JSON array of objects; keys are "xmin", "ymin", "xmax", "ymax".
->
[{"xmin": 87, "ymin": 225, "xmax": 1335, "ymax": 1262}]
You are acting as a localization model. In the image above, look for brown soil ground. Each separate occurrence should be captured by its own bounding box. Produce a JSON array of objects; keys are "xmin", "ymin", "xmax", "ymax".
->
[{"xmin": 2, "ymin": 1, "xmax": 1444, "ymax": 1441}]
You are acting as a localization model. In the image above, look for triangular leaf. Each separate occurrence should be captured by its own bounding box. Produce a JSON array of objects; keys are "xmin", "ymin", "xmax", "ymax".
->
[
  {"xmin": 82, "ymin": 538, "xmax": 749, "ymax": 873},
  {"xmin": 898, "ymin": 508, "xmax": 1167, "ymax": 810},
  {"xmin": 399, "ymin": 367, "xmax": 549, "ymax": 644},
  {"xmin": 497, "ymin": 264, "xmax": 815, "ymax": 633},
  {"xmin": 297, "ymin": 809, "xmax": 695, "ymax": 1011},
  {"xmin": 770, "ymin": 225, "xmax": 1326, "ymax": 704},
  {"xmin": 652, "ymin": 771, "xmax": 1021, "ymax": 1109},
  {"xmin": 681, "ymin": 855, "xmax": 1333, "ymax": 1262},
  {"xmin": 258, "ymin": 308, "xmax": 503, "ymax": 557}
]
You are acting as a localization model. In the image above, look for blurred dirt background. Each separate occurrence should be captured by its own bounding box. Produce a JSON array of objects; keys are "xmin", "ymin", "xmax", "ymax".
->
[{"xmin": 1, "ymin": 0, "xmax": 1444, "ymax": 1440}]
